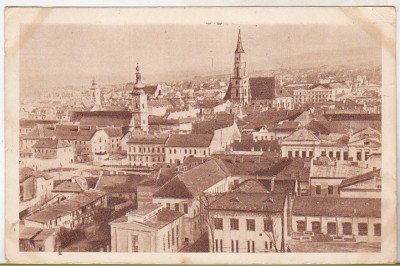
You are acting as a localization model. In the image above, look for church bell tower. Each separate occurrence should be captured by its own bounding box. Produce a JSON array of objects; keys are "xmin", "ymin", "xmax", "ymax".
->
[
  {"xmin": 230, "ymin": 29, "xmax": 250, "ymax": 106},
  {"xmin": 129, "ymin": 62, "xmax": 149, "ymax": 133}
]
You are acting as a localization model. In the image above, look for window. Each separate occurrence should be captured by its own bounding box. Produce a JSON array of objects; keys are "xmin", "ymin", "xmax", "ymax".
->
[
  {"xmin": 328, "ymin": 185, "xmax": 334, "ymax": 195},
  {"xmin": 329, "ymin": 151, "xmax": 333, "ymax": 158},
  {"xmin": 343, "ymin": 152, "xmax": 349, "ymax": 160},
  {"xmin": 374, "ymin": 223, "xmax": 381, "ymax": 236},
  {"xmin": 220, "ymin": 239, "xmax": 223, "ymax": 252},
  {"xmin": 236, "ymin": 240, "xmax": 239, "ymax": 252},
  {"xmin": 246, "ymin": 219, "xmax": 255, "ymax": 231},
  {"xmin": 166, "ymin": 203, "xmax": 170, "ymax": 209},
  {"xmin": 327, "ymin": 222, "xmax": 337, "ymax": 235},
  {"xmin": 321, "ymin": 151, "xmax": 327, "ymax": 157},
  {"xmin": 183, "ymin": 203, "xmax": 188, "ymax": 214},
  {"xmin": 214, "ymin": 218, "xmax": 223, "ymax": 230},
  {"xmin": 288, "ymin": 151, "xmax": 292, "ymax": 158},
  {"xmin": 302, "ymin": 151, "xmax": 307, "ymax": 158},
  {"xmin": 297, "ymin": 221, "xmax": 306, "ymax": 232},
  {"xmin": 295, "ymin": 151, "xmax": 299, "ymax": 157},
  {"xmin": 215, "ymin": 239, "xmax": 218, "ymax": 252},
  {"xmin": 264, "ymin": 219, "xmax": 273, "ymax": 232},
  {"xmin": 172, "ymin": 228, "xmax": 175, "ymax": 245},
  {"xmin": 175, "ymin": 203, "xmax": 179, "ymax": 212},
  {"xmin": 167, "ymin": 231, "xmax": 170, "ymax": 248},
  {"xmin": 265, "ymin": 241, "xmax": 269, "ymax": 250},
  {"xmin": 342, "ymin": 222, "xmax": 352, "ymax": 235},
  {"xmin": 230, "ymin": 218, "xmax": 239, "ymax": 230},
  {"xmin": 309, "ymin": 151, "xmax": 313, "ymax": 157},
  {"xmin": 176, "ymin": 225, "xmax": 179, "ymax": 246},
  {"xmin": 336, "ymin": 151, "xmax": 341, "ymax": 160},
  {"xmin": 358, "ymin": 223, "xmax": 368, "ymax": 236},
  {"xmin": 316, "ymin": 185, "xmax": 322, "ymax": 195},
  {"xmin": 311, "ymin": 221, "xmax": 321, "ymax": 233},
  {"xmin": 357, "ymin": 151, "xmax": 362, "ymax": 161},
  {"xmin": 231, "ymin": 240, "xmax": 234, "ymax": 252}
]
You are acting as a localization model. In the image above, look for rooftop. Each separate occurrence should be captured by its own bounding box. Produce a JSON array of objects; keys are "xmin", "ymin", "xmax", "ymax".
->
[
  {"xmin": 292, "ymin": 197, "xmax": 381, "ymax": 218},
  {"xmin": 95, "ymin": 174, "xmax": 149, "ymax": 193},
  {"xmin": 165, "ymin": 134, "xmax": 213, "ymax": 147},
  {"xmin": 32, "ymin": 138, "xmax": 71, "ymax": 149},
  {"xmin": 52, "ymin": 180, "xmax": 83, "ymax": 193},
  {"xmin": 127, "ymin": 134, "xmax": 169, "ymax": 145}
]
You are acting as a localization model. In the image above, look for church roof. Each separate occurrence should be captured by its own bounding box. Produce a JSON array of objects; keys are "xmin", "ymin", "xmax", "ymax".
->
[
  {"xmin": 70, "ymin": 111, "xmax": 132, "ymax": 128},
  {"xmin": 235, "ymin": 29, "xmax": 245, "ymax": 53},
  {"xmin": 249, "ymin": 77, "xmax": 276, "ymax": 100}
]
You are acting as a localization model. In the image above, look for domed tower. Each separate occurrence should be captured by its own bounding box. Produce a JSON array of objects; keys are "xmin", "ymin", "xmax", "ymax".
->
[
  {"xmin": 230, "ymin": 29, "xmax": 250, "ymax": 106},
  {"xmin": 89, "ymin": 79, "xmax": 102, "ymax": 109},
  {"xmin": 129, "ymin": 62, "xmax": 149, "ymax": 132}
]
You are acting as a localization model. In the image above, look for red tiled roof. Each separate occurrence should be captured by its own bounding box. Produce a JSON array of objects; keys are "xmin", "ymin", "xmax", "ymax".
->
[{"xmin": 292, "ymin": 197, "xmax": 381, "ymax": 218}]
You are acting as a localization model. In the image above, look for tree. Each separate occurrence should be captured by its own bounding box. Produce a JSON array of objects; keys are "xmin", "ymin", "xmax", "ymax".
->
[{"xmin": 263, "ymin": 198, "xmax": 285, "ymax": 253}]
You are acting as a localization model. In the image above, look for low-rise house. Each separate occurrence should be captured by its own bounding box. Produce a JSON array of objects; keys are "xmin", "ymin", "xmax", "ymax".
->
[
  {"xmin": 19, "ymin": 227, "xmax": 57, "ymax": 252},
  {"xmin": 20, "ymin": 167, "xmax": 54, "ymax": 217},
  {"xmin": 309, "ymin": 159, "xmax": 369, "ymax": 197},
  {"xmin": 208, "ymin": 192, "xmax": 288, "ymax": 253},
  {"xmin": 292, "ymin": 197, "xmax": 381, "ymax": 243},
  {"xmin": 32, "ymin": 137, "xmax": 74, "ymax": 165},
  {"xmin": 52, "ymin": 180, "xmax": 84, "ymax": 198},
  {"xmin": 24, "ymin": 190, "xmax": 107, "ymax": 229},
  {"xmin": 339, "ymin": 168, "xmax": 381, "ymax": 198},
  {"xmin": 109, "ymin": 203, "xmax": 184, "ymax": 252},
  {"xmin": 19, "ymin": 119, "xmax": 58, "ymax": 136},
  {"xmin": 165, "ymin": 134, "xmax": 216, "ymax": 165},
  {"xmin": 95, "ymin": 174, "xmax": 149, "ymax": 204},
  {"xmin": 253, "ymin": 121, "xmax": 300, "ymax": 142},
  {"xmin": 152, "ymin": 158, "xmax": 236, "ymax": 244},
  {"xmin": 127, "ymin": 134, "xmax": 169, "ymax": 167},
  {"xmin": 103, "ymin": 127, "xmax": 125, "ymax": 153}
]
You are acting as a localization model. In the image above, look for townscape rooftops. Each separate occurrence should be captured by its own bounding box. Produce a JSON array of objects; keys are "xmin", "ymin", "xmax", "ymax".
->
[
  {"xmin": 127, "ymin": 134, "xmax": 169, "ymax": 144},
  {"xmin": 25, "ymin": 190, "xmax": 107, "ymax": 224},
  {"xmin": 165, "ymin": 134, "xmax": 213, "ymax": 147},
  {"xmin": 20, "ymin": 167, "xmax": 52, "ymax": 183},
  {"xmin": 95, "ymin": 174, "xmax": 149, "ymax": 193},
  {"xmin": 208, "ymin": 192, "xmax": 286, "ymax": 213},
  {"xmin": 276, "ymin": 158, "xmax": 311, "ymax": 182},
  {"xmin": 32, "ymin": 138, "xmax": 71, "ymax": 149},
  {"xmin": 20, "ymin": 119, "xmax": 58, "ymax": 128},
  {"xmin": 292, "ymin": 197, "xmax": 381, "ymax": 218},
  {"xmin": 339, "ymin": 168, "xmax": 381, "ymax": 188}
]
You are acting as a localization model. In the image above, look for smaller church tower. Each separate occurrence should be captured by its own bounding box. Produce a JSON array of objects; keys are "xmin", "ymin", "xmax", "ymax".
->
[
  {"xmin": 90, "ymin": 79, "xmax": 102, "ymax": 110},
  {"xmin": 230, "ymin": 29, "xmax": 250, "ymax": 106},
  {"xmin": 129, "ymin": 62, "xmax": 149, "ymax": 133}
]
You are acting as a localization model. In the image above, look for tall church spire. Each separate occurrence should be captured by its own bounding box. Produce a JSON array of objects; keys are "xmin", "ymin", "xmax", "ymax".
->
[
  {"xmin": 235, "ymin": 29, "xmax": 245, "ymax": 53},
  {"xmin": 134, "ymin": 61, "xmax": 144, "ymax": 89}
]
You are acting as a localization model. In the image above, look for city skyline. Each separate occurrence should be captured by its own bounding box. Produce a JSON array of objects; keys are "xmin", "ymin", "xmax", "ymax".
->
[{"xmin": 20, "ymin": 24, "xmax": 381, "ymax": 96}]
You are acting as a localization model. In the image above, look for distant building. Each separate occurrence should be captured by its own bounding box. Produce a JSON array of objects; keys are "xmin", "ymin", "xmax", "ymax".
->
[
  {"xmin": 126, "ymin": 134, "xmax": 169, "ymax": 167},
  {"xmin": 252, "ymin": 121, "xmax": 300, "ymax": 141},
  {"xmin": 292, "ymin": 197, "xmax": 381, "ymax": 243},
  {"xmin": 339, "ymin": 168, "xmax": 381, "ymax": 198},
  {"xmin": 208, "ymin": 192, "xmax": 288, "ymax": 253},
  {"xmin": 52, "ymin": 180, "xmax": 84, "ymax": 198},
  {"xmin": 32, "ymin": 137, "xmax": 74, "ymax": 165},
  {"xmin": 109, "ymin": 203, "xmax": 184, "ymax": 252}
]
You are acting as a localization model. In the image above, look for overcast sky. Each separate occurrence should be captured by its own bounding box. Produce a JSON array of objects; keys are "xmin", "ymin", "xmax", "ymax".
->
[{"xmin": 20, "ymin": 23, "xmax": 381, "ymax": 95}]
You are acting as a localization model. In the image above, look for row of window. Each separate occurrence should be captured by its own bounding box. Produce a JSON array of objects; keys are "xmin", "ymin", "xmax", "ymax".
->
[
  {"xmin": 214, "ymin": 218, "xmax": 273, "ymax": 232},
  {"xmin": 162, "ymin": 224, "xmax": 180, "ymax": 251},
  {"xmin": 129, "ymin": 146, "xmax": 164, "ymax": 153},
  {"xmin": 166, "ymin": 202, "xmax": 189, "ymax": 214},
  {"xmin": 215, "ymin": 240, "xmax": 273, "ymax": 253},
  {"xmin": 296, "ymin": 221, "xmax": 381, "ymax": 236},
  {"xmin": 128, "ymin": 155, "xmax": 164, "ymax": 162},
  {"xmin": 168, "ymin": 148, "xmax": 207, "ymax": 155}
]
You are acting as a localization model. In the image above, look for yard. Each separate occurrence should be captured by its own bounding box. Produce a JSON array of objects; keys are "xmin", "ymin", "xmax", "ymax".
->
[{"xmin": 287, "ymin": 240, "xmax": 381, "ymax": 253}]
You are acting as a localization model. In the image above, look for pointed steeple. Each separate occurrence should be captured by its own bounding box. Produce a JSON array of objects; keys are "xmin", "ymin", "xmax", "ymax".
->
[
  {"xmin": 235, "ymin": 29, "xmax": 245, "ymax": 53},
  {"xmin": 134, "ymin": 61, "xmax": 144, "ymax": 89}
]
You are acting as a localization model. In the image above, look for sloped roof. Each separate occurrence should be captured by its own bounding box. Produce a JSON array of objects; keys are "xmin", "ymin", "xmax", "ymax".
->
[
  {"xmin": 20, "ymin": 227, "xmax": 41, "ymax": 240},
  {"xmin": 20, "ymin": 167, "xmax": 52, "ymax": 183},
  {"xmin": 20, "ymin": 119, "xmax": 58, "ymax": 128},
  {"xmin": 26, "ymin": 190, "xmax": 107, "ymax": 224},
  {"xmin": 208, "ymin": 192, "xmax": 286, "ymax": 213},
  {"xmin": 192, "ymin": 119, "xmax": 235, "ymax": 134},
  {"xmin": 95, "ymin": 174, "xmax": 149, "ymax": 193},
  {"xmin": 292, "ymin": 197, "xmax": 381, "ymax": 218},
  {"xmin": 154, "ymin": 158, "xmax": 231, "ymax": 198},
  {"xmin": 32, "ymin": 138, "xmax": 71, "ymax": 149},
  {"xmin": 103, "ymin": 127, "xmax": 125, "ymax": 138},
  {"xmin": 234, "ymin": 179, "xmax": 269, "ymax": 193},
  {"xmin": 310, "ymin": 162, "xmax": 368, "ymax": 179},
  {"xmin": 249, "ymin": 77, "xmax": 276, "ymax": 100},
  {"xmin": 52, "ymin": 180, "xmax": 83, "ymax": 193},
  {"xmin": 276, "ymin": 158, "xmax": 311, "ymax": 182},
  {"xmin": 127, "ymin": 134, "xmax": 169, "ymax": 144},
  {"xmin": 274, "ymin": 121, "xmax": 300, "ymax": 131},
  {"xmin": 33, "ymin": 229, "xmax": 56, "ymax": 241},
  {"xmin": 70, "ymin": 111, "xmax": 132, "ymax": 128},
  {"xmin": 165, "ymin": 134, "xmax": 213, "ymax": 147},
  {"xmin": 284, "ymin": 128, "xmax": 320, "ymax": 142},
  {"xmin": 339, "ymin": 168, "xmax": 380, "ymax": 188},
  {"xmin": 305, "ymin": 120, "xmax": 331, "ymax": 135},
  {"xmin": 24, "ymin": 124, "xmax": 97, "ymax": 141}
]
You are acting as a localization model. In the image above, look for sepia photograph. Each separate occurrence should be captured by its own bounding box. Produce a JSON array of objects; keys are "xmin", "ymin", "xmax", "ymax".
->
[{"xmin": 4, "ymin": 6, "xmax": 397, "ymax": 264}]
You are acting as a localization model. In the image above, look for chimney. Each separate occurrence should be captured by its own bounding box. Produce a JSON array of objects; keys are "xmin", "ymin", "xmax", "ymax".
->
[{"xmin": 271, "ymin": 175, "xmax": 276, "ymax": 192}]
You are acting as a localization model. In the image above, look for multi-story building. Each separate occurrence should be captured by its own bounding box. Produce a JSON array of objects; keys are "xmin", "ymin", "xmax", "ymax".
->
[
  {"xmin": 152, "ymin": 158, "xmax": 237, "ymax": 244},
  {"xmin": 32, "ymin": 137, "xmax": 74, "ymax": 165},
  {"xmin": 127, "ymin": 134, "xmax": 169, "ymax": 167},
  {"xmin": 109, "ymin": 203, "xmax": 184, "ymax": 252},
  {"xmin": 292, "ymin": 197, "xmax": 381, "ymax": 243},
  {"xmin": 208, "ymin": 192, "xmax": 288, "ymax": 253}
]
